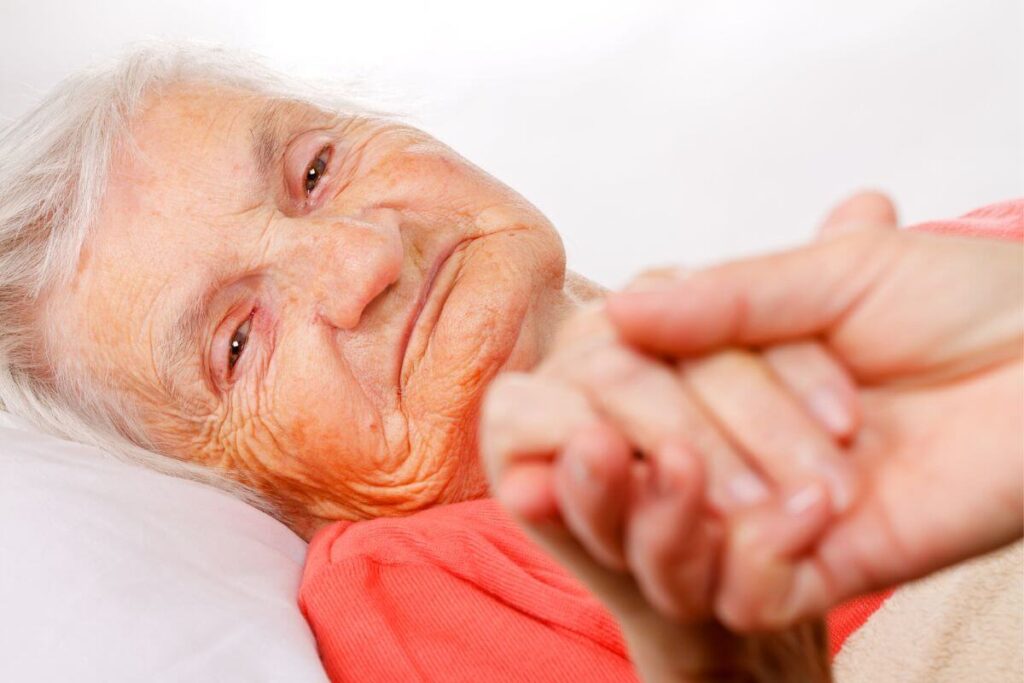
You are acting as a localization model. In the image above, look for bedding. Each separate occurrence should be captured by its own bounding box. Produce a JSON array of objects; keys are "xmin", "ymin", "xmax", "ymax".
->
[
  {"xmin": 0, "ymin": 412, "xmax": 328, "ymax": 682},
  {"xmin": 833, "ymin": 541, "xmax": 1023, "ymax": 682}
]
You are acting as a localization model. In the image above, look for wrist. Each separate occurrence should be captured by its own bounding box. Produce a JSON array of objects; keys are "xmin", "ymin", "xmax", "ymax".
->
[{"xmin": 616, "ymin": 610, "xmax": 831, "ymax": 683}]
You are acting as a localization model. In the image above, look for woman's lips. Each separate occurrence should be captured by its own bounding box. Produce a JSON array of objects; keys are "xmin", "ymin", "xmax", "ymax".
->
[{"xmin": 396, "ymin": 237, "xmax": 475, "ymax": 381}]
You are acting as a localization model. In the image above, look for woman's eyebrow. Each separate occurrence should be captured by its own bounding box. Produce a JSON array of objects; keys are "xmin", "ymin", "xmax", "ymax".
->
[
  {"xmin": 157, "ymin": 271, "xmax": 234, "ymax": 395},
  {"xmin": 156, "ymin": 101, "xmax": 331, "ymax": 394},
  {"xmin": 249, "ymin": 100, "xmax": 339, "ymax": 192},
  {"xmin": 153, "ymin": 103, "xmax": 297, "ymax": 397},
  {"xmin": 250, "ymin": 101, "xmax": 293, "ymax": 192}
]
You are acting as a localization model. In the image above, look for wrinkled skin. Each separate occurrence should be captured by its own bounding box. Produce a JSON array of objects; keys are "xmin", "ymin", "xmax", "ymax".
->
[
  {"xmin": 51, "ymin": 84, "xmax": 589, "ymax": 538},
  {"xmin": 46, "ymin": 81, "xmax": 853, "ymax": 680}
]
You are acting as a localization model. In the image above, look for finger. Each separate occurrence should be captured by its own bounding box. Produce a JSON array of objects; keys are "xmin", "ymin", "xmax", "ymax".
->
[
  {"xmin": 624, "ymin": 442, "xmax": 721, "ymax": 621},
  {"xmin": 499, "ymin": 462, "xmax": 559, "ymax": 521},
  {"xmin": 523, "ymin": 496, "xmax": 835, "ymax": 680},
  {"xmin": 621, "ymin": 266, "xmax": 690, "ymax": 293},
  {"xmin": 608, "ymin": 191, "xmax": 895, "ymax": 381},
  {"xmin": 624, "ymin": 267, "xmax": 863, "ymax": 440},
  {"xmin": 715, "ymin": 483, "xmax": 833, "ymax": 632},
  {"xmin": 479, "ymin": 373, "xmax": 598, "ymax": 520},
  {"xmin": 682, "ymin": 350, "xmax": 858, "ymax": 511},
  {"xmin": 553, "ymin": 422, "xmax": 634, "ymax": 570},
  {"xmin": 547, "ymin": 342, "xmax": 771, "ymax": 511},
  {"xmin": 763, "ymin": 341, "xmax": 860, "ymax": 440},
  {"xmin": 818, "ymin": 190, "xmax": 898, "ymax": 238},
  {"xmin": 606, "ymin": 229, "xmax": 896, "ymax": 357}
]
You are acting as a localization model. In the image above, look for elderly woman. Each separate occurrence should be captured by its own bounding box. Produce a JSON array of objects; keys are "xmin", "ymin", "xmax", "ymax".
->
[
  {"xmin": 4, "ymin": 38, "xmax": 1019, "ymax": 683},
  {"xmin": 0, "ymin": 45, "xmax": 901, "ymax": 681},
  {"xmin": 41, "ymin": 41, "xmax": 1024, "ymax": 679}
]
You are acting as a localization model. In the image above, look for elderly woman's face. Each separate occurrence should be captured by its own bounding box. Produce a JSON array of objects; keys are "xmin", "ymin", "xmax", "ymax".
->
[{"xmin": 57, "ymin": 85, "xmax": 572, "ymax": 533}]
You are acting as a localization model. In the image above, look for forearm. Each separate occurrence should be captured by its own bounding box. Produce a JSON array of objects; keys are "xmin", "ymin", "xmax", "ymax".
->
[
  {"xmin": 618, "ymin": 611, "xmax": 831, "ymax": 683},
  {"xmin": 527, "ymin": 522, "xmax": 832, "ymax": 683}
]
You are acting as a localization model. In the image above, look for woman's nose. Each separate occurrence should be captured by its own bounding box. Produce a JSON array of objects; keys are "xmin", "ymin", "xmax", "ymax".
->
[{"xmin": 285, "ymin": 209, "xmax": 404, "ymax": 330}]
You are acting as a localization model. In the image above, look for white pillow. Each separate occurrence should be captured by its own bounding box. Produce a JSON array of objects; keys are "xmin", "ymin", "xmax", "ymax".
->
[{"xmin": 0, "ymin": 411, "xmax": 328, "ymax": 682}]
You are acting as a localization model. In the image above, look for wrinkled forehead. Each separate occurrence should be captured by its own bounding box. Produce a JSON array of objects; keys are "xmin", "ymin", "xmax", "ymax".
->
[
  {"xmin": 108, "ymin": 83, "xmax": 339, "ymax": 227},
  {"xmin": 118, "ymin": 84, "xmax": 281, "ymax": 211},
  {"xmin": 52, "ymin": 86, "xmax": 295, "ymax": 395}
]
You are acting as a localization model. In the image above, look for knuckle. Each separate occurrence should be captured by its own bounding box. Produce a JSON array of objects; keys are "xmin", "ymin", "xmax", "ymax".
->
[
  {"xmin": 479, "ymin": 374, "xmax": 522, "ymax": 426},
  {"xmin": 581, "ymin": 345, "xmax": 648, "ymax": 388},
  {"xmin": 717, "ymin": 600, "xmax": 757, "ymax": 632},
  {"xmin": 479, "ymin": 374, "xmax": 545, "ymax": 441},
  {"xmin": 479, "ymin": 374, "xmax": 596, "ymax": 460}
]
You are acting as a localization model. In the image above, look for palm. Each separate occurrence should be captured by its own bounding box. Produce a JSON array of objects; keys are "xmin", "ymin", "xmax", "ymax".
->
[
  {"xmin": 812, "ymin": 362, "xmax": 1021, "ymax": 604},
  {"xmin": 719, "ymin": 228, "xmax": 1023, "ymax": 627}
]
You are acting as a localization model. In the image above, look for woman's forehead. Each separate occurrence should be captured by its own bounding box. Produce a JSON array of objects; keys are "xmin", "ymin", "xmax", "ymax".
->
[
  {"xmin": 124, "ymin": 85, "xmax": 334, "ymax": 198},
  {"xmin": 100, "ymin": 87, "xmax": 336, "ymax": 247},
  {"xmin": 95, "ymin": 89, "xmax": 266, "ymax": 270},
  {"xmin": 127, "ymin": 87, "xmax": 271, "ymax": 196},
  {"xmin": 58, "ymin": 88, "xmax": 296, "ymax": 395}
]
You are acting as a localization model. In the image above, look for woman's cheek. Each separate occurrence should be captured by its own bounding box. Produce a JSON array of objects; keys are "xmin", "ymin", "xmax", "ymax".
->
[{"xmin": 266, "ymin": 378, "xmax": 417, "ymax": 508}]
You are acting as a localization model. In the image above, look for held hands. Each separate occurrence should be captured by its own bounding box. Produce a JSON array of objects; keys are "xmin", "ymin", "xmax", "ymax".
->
[
  {"xmin": 479, "ymin": 193, "xmax": 1024, "ymax": 648},
  {"xmin": 478, "ymin": 297, "xmax": 847, "ymax": 681},
  {"xmin": 480, "ymin": 303, "xmax": 859, "ymax": 616},
  {"xmin": 604, "ymin": 193, "xmax": 1023, "ymax": 630},
  {"xmin": 476, "ymin": 194, "xmax": 890, "ymax": 680}
]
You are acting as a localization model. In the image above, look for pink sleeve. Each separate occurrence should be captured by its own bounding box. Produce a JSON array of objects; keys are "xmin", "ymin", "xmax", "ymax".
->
[
  {"xmin": 909, "ymin": 198, "xmax": 1023, "ymax": 239},
  {"xmin": 298, "ymin": 499, "xmax": 637, "ymax": 683}
]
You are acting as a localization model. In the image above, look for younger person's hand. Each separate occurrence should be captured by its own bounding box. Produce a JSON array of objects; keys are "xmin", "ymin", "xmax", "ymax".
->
[
  {"xmin": 606, "ymin": 194, "xmax": 1024, "ymax": 631},
  {"xmin": 481, "ymin": 193, "xmax": 890, "ymax": 626}
]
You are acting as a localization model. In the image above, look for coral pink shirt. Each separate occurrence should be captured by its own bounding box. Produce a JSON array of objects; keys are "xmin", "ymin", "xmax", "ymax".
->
[
  {"xmin": 299, "ymin": 199, "xmax": 1023, "ymax": 683},
  {"xmin": 300, "ymin": 498, "xmax": 636, "ymax": 682}
]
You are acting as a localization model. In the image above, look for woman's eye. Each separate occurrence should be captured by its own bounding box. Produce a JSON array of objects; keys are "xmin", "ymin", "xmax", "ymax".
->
[
  {"xmin": 304, "ymin": 146, "xmax": 331, "ymax": 196},
  {"xmin": 228, "ymin": 316, "xmax": 253, "ymax": 371}
]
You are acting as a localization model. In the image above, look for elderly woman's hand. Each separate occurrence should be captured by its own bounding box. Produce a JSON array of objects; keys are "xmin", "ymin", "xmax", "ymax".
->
[
  {"xmin": 481, "ymin": 302, "xmax": 858, "ymax": 613},
  {"xmin": 480, "ymin": 303, "xmax": 847, "ymax": 679}
]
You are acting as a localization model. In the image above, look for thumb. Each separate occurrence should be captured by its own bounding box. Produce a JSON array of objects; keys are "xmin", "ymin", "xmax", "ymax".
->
[
  {"xmin": 818, "ymin": 190, "xmax": 898, "ymax": 239},
  {"xmin": 607, "ymin": 230, "xmax": 897, "ymax": 357}
]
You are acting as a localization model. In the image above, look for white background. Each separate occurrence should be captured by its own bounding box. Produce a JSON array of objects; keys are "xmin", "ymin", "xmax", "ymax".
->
[{"xmin": 2, "ymin": 0, "xmax": 1021, "ymax": 286}]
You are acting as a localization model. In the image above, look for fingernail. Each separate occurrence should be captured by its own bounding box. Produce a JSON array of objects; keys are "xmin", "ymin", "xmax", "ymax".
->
[
  {"xmin": 622, "ymin": 267, "xmax": 691, "ymax": 293},
  {"xmin": 785, "ymin": 483, "xmax": 826, "ymax": 515},
  {"xmin": 497, "ymin": 477, "xmax": 532, "ymax": 514},
  {"xmin": 569, "ymin": 447, "xmax": 596, "ymax": 487},
  {"xmin": 728, "ymin": 472, "xmax": 771, "ymax": 505},
  {"xmin": 808, "ymin": 387, "xmax": 853, "ymax": 436}
]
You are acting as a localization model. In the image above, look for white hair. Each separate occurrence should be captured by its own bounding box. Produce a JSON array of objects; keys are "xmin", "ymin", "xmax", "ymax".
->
[{"xmin": 0, "ymin": 42, "xmax": 381, "ymax": 511}]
